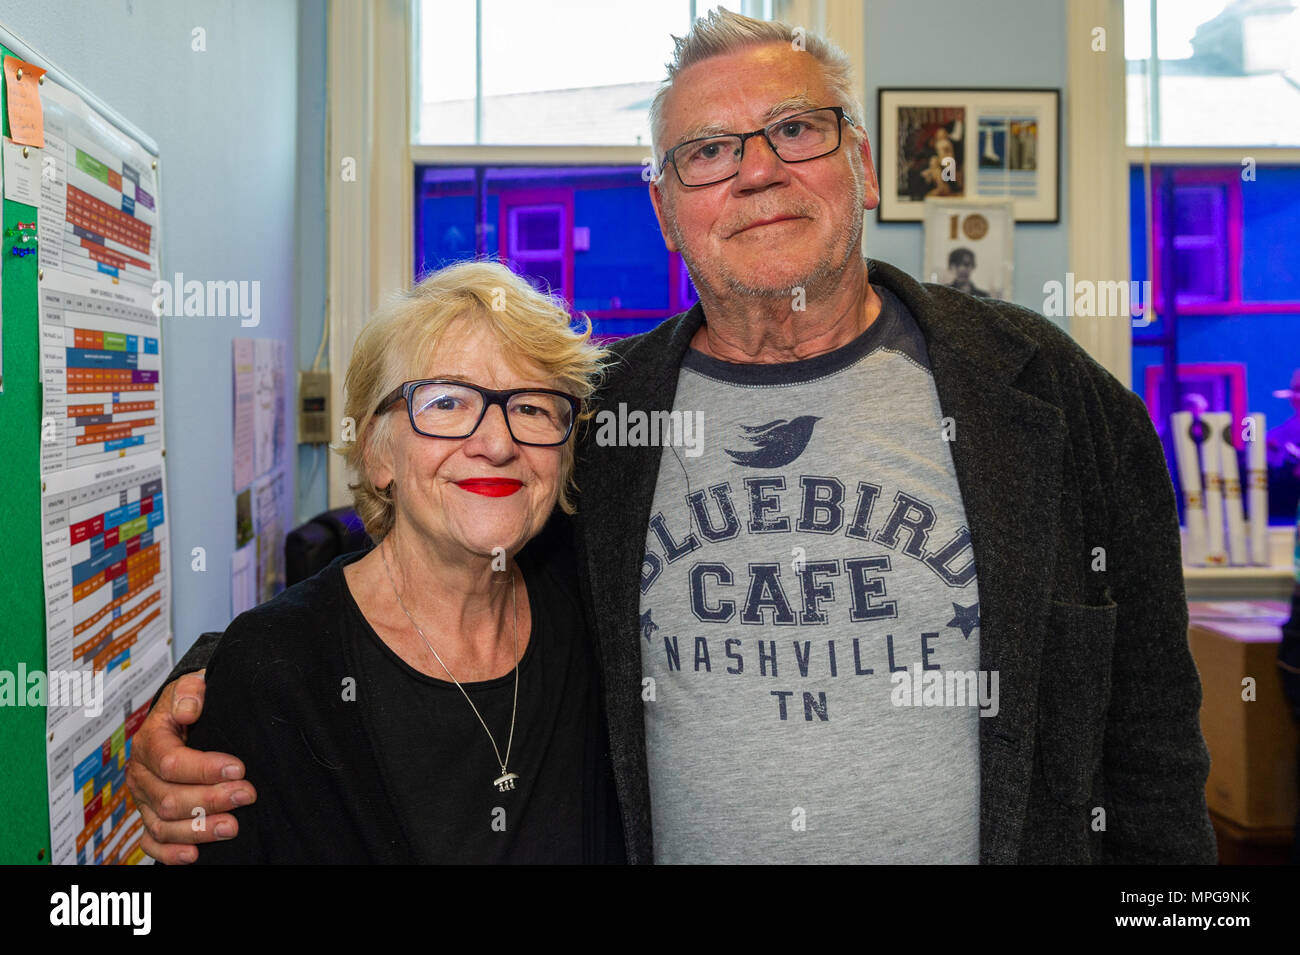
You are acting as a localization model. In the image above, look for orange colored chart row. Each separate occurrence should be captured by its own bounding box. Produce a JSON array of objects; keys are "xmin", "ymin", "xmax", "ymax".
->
[
  {"xmin": 75, "ymin": 418, "xmax": 156, "ymax": 446},
  {"xmin": 82, "ymin": 238, "xmax": 150, "ymax": 273},
  {"xmin": 66, "ymin": 185, "xmax": 151, "ymax": 254},
  {"xmin": 66, "ymin": 401, "xmax": 158, "ymax": 416},
  {"xmin": 74, "ymin": 589, "xmax": 161, "ymax": 654},
  {"xmin": 91, "ymin": 608, "xmax": 158, "ymax": 671}
]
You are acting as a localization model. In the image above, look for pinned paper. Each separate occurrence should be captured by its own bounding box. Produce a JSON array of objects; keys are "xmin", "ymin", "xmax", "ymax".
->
[
  {"xmin": 2, "ymin": 137, "xmax": 41, "ymax": 204},
  {"xmin": 4, "ymin": 56, "xmax": 46, "ymax": 147}
]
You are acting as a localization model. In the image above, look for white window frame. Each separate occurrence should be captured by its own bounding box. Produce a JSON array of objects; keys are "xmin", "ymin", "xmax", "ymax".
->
[{"xmin": 1065, "ymin": 0, "xmax": 1132, "ymax": 385}]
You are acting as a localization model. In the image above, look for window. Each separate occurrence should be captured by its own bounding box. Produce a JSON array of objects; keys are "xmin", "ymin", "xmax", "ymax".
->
[
  {"xmin": 1130, "ymin": 163, "xmax": 1300, "ymax": 525},
  {"xmin": 415, "ymin": 165, "xmax": 685, "ymax": 339},
  {"xmin": 415, "ymin": 1, "xmax": 759, "ymax": 146},
  {"xmin": 1167, "ymin": 181, "xmax": 1228, "ymax": 304},
  {"xmin": 1144, "ymin": 167, "xmax": 1237, "ymax": 310},
  {"xmin": 1125, "ymin": 0, "xmax": 1300, "ymax": 147},
  {"xmin": 503, "ymin": 194, "xmax": 571, "ymax": 298},
  {"xmin": 412, "ymin": 1, "xmax": 773, "ymax": 340}
]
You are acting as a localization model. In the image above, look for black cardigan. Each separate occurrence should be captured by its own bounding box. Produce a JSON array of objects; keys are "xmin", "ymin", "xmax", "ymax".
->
[{"xmin": 184, "ymin": 532, "xmax": 622, "ymax": 864}]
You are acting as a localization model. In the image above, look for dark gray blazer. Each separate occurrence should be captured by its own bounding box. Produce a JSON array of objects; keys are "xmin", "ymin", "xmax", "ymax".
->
[{"xmin": 572, "ymin": 258, "xmax": 1217, "ymax": 864}]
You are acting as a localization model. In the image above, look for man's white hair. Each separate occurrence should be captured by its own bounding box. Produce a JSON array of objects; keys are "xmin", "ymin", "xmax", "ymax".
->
[{"xmin": 648, "ymin": 8, "xmax": 865, "ymax": 162}]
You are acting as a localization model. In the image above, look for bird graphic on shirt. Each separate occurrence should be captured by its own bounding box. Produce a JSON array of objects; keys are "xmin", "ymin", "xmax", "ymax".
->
[
  {"xmin": 724, "ymin": 416, "xmax": 821, "ymax": 468},
  {"xmin": 639, "ymin": 609, "xmax": 659, "ymax": 643}
]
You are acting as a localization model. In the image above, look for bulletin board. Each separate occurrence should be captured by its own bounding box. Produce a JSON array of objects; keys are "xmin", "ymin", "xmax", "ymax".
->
[{"xmin": 0, "ymin": 25, "xmax": 171, "ymax": 865}]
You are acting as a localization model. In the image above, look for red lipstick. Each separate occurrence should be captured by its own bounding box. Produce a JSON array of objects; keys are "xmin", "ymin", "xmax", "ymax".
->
[{"xmin": 455, "ymin": 478, "xmax": 523, "ymax": 497}]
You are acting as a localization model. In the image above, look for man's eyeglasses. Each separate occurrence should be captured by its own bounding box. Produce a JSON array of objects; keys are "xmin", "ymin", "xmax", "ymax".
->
[
  {"xmin": 659, "ymin": 106, "xmax": 854, "ymax": 188},
  {"xmin": 374, "ymin": 380, "xmax": 579, "ymax": 447}
]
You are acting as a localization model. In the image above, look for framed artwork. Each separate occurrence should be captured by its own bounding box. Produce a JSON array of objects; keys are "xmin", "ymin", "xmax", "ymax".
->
[
  {"xmin": 922, "ymin": 198, "xmax": 1015, "ymax": 301},
  {"xmin": 877, "ymin": 88, "xmax": 1059, "ymax": 223}
]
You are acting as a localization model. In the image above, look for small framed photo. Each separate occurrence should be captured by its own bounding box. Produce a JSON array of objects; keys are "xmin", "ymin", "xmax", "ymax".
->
[
  {"xmin": 923, "ymin": 198, "xmax": 1015, "ymax": 301},
  {"xmin": 878, "ymin": 88, "xmax": 1059, "ymax": 223}
]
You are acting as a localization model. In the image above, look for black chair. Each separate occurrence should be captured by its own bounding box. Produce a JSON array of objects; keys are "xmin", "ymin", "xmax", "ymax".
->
[
  {"xmin": 170, "ymin": 510, "xmax": 371, "ymax": 689},
  {"xmin": 285, "ymin": 506, "xmax": 372, "ymax": 586}
]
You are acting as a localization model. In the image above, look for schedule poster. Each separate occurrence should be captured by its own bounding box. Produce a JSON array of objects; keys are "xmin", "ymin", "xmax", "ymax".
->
[
  {"xmin": 41, "ymin": 454, "xmax": 173, "ymax": 865},
  {"xmin": 34, "ymin": 77, "xmax": 171, "ymax": 865},
  {"xmin": 37, "ymin": 77, "xmax": 163, "ymax": 477}
]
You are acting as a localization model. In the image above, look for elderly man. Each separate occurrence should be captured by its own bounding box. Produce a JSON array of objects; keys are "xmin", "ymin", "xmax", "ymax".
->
[{"xmin": 127, "ymin": 10, "xmax": 1215, "ymax": 864}]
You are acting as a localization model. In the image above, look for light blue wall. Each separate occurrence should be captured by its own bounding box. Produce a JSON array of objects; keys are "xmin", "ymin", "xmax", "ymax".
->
[
  {"xmin": 861, "ymin": 0, "xmax": 1069, "ymax": 324},
  {"xmin": 1, "ymin": 0, "xmax": 310, "ymax": 655}
]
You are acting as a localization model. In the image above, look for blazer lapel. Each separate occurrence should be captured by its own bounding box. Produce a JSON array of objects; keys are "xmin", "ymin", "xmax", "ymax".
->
[
  {"xmin": 576, "ymin": 304, "xmax": 703, "ymax": 863},
  {"xmin": 872, "ymin": 260, "xmax": 1066, "ymax": 864}
]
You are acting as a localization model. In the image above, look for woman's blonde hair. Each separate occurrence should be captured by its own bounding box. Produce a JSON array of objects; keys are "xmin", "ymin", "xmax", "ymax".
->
[{"xmin": 337, "ymin": 260, "xmax": 606, "ymax": 541}]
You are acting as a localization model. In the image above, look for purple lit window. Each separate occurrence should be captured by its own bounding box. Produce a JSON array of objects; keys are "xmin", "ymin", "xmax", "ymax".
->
[
  {"xmin": 415, "ymin": 164, "xmax": 694, "ymax": 339},
  {"xmin": 512, "ymin": 207, "xmax": 563, "ymax": 254},
  {"xmin": 1132, "ymin": 163, "xmax": 1300, "ymax": 526},
  {"xmin": 507, "ymin": 203, "xmax": 566, "ymax": 297},
  {"xmin": 1170, "ymin": 185, "xmax": 1227, "ymax": 304},
  {"xmin": 1150, "ymin": 167, "xmax": 1237, "ymax": 310}
]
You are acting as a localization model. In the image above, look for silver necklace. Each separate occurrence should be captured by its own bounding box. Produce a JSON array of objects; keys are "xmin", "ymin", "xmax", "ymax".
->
[{"xmin": 380, "ymin": 540, "xmax": 521, "ymax": 793}]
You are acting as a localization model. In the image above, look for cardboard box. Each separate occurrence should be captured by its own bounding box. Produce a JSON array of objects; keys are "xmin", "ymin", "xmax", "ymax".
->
[
  {"xmin": 1208, "ymin": 811, "xmax": 1294, "ymax": 865},
  {"xmin": 1188, "ymin": 605, "xmax": 1298, "ymax": 830}
]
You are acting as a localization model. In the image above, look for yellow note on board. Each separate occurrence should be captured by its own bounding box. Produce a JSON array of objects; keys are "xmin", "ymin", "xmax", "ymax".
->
[{"xmin": 4, "ymin": 56, "xmax": 47, "ymax": 147}]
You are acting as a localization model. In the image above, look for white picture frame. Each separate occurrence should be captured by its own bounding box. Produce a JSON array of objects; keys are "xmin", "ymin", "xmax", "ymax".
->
[
  {"xmin": 923, "ymin": 197, "xmax": 1016, "ymax": 302},
  {"xmin": 878, "ymin": 88, "xmax": 1059, "ymax": 222}
]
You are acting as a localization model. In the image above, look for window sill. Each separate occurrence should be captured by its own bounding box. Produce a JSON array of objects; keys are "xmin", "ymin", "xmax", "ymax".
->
[{"xmin": 1181, "ymin": 526, "xmax": 1297, "ymax": 599}]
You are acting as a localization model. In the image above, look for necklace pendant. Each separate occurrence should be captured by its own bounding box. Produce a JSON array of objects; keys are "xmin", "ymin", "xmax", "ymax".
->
[{"xmin": 493, "ymin": 772, "xmax": 519, "ymax": 792}]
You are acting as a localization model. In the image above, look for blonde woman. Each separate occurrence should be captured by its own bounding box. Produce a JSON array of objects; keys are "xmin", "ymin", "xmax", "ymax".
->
[{"xmin": 185, "ymin": 261, "xmax": 619, "ymax": 863}]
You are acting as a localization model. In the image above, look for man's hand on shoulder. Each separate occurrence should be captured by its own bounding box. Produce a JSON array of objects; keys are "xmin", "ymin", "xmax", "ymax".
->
[{"xmin": 125, "ymin": 670, "xmax": 257, "ymax": 864}]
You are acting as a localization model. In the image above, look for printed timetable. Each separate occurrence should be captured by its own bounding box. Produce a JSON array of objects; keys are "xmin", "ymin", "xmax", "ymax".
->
[
  {"xmin": 40, "ymin": 288, "xmax": 162, "ymax": 475},
  {"xmin": 42, "ymin": 456, "xmax": 172, "ymax": 866},
  {"xmin": 46, "ymin": 640, "xmax": 170, "ymax": 866},
  {"xmin": 39, "ymin": 77, "xmax": 159, "ymax": 292},
  {"xmin": 34, "ymin": 68, "xmax": 173, "ymax": 868},
  {"xmin": 41, "ymin": 458, "xmax": 170, "ymax": 733}
]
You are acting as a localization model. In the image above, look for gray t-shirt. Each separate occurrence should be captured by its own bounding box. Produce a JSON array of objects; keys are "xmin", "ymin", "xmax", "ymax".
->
[{"xmin": 639, "ymin": 285, "xmax": 982, "ymax": 863}]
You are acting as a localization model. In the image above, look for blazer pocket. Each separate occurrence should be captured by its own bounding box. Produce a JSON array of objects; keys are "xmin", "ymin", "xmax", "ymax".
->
[{"xmin": 1036, "ymin": 595, "xmax": 1118, "ymax": 805}]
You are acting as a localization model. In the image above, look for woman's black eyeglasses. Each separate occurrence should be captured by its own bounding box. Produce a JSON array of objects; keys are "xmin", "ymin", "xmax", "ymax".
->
[{"xmin": 374, "ymin": 379, "xmax": 579, "ymax": 447}]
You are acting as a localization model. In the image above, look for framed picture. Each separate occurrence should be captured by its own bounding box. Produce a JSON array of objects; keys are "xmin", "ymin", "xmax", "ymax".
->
[
  {"xmin": 877, "ymin": 88, "xmax": 1059, "ymax": 223},
  {"xmin": 923, "ymin": 198, "xmax": 1015, "ymax": 301}
]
